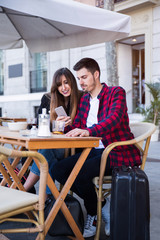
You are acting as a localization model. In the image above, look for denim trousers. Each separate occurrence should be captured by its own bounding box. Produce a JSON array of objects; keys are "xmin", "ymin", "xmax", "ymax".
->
[
  {"xmin": 31, "ymin": 148, "xmax": 65, "ymax": 194},
  {"xmin": 51, "ymin": 148, "xmax": 112, "ymax": 216}
]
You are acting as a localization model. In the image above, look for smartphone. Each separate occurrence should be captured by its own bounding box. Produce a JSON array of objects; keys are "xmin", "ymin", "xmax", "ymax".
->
[{"xmin": 55, "ymin": 106, "xmax": 67, "ymax": 117}]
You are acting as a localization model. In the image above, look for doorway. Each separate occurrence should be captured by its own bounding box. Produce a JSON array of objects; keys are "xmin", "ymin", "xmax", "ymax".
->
[
  {"xmin": 132, "ymin": 47, "xmax": 145, "ymax": 112},
  {"xmin": 118, "ymin": 35, "xmax": 145, "ymax": 113}
]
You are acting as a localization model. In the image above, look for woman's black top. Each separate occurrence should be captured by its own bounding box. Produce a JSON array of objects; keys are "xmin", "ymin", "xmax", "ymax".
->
[{"xmin": 38, "ymin": 93, "xmax": 51, "ymax": 115}]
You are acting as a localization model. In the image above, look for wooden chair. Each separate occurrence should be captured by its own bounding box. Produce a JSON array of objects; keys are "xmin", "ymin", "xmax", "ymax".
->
[
  {"xmin": 0, "ymin": 145, "xmax": 48, "ymax": 240},
  {"xmin": 93, "ymin": 122, "xmax": 156, "ymax": 240}
]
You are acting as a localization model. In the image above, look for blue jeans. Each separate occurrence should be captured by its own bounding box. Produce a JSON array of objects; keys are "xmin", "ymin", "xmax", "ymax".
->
[
  {"xmin": 31, "ymin": 148, "xmax": 65, "ymax": 194},
  {"xmin": 51, "ymin": 148, "xmax": 112, "ymax": 215}
]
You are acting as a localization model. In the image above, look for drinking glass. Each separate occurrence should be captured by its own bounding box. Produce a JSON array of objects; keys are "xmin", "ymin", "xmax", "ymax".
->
[
  {"xmin": 52, "ymin": 120, "xmax": 65, "ymax": 134},
  {"xmin": 27, "ymin": 118, "xmax": 37, "ymax": 129}
]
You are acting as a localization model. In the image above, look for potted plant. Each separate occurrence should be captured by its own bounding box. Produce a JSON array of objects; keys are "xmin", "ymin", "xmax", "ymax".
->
[{"xmin": 136, "ymin": 80, "xmax": 160, "ymax": 141}]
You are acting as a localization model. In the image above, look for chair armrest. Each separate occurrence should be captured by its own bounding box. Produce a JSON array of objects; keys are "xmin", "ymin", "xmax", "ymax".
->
[
  {"xmin": 0, "ymin": 145, "xmax": 48, "ymax": 211},
  {"xmin": 98, "ymin": 128, "xmax": 155, "ymax": 186},
  {"xmin": 99, "ymin": 138, "xmax": 137, "ymax": 186}
]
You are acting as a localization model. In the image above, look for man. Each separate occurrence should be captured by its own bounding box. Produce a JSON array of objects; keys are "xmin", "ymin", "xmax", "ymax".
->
[{"xmin": 51, "ymin": 58, "xmax": 141, "ymax": 238}]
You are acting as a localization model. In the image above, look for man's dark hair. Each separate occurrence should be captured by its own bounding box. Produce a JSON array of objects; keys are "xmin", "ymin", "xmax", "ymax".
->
[{"xmin": 73, "ymin": 58, "xmax": 100, "ymax": 76}]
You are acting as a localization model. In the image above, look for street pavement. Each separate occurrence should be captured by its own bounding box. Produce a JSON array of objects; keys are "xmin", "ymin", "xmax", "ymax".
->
[
  {"xmin": 143, "ymin": 141, "xmax": 160, "ymax": 240},
  {"xmin": 0, "ymin": 141, "xmax": 160, "ymax": 240}
]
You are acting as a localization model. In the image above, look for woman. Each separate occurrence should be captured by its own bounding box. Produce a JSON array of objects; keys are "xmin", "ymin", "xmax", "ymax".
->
[{"xmin": 24, "ymin": 68, "xmax": 82, "ymax": 194}]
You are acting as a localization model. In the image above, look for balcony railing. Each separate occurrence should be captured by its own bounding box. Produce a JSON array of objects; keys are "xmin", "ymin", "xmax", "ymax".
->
[
  {"xmin": 30, "ymin": 69, "xmax": 47, "ymax": 93},
  {"xmin": 96, "ymin": 0, "xmax": 126, "ymax": 8},
  {"xmin": 0, "ymin": 75, "xmax": 4, "ymax": 95},
  {"xmin": 114, "ymin": 0, "xmax": 126, "ymax": 3}
]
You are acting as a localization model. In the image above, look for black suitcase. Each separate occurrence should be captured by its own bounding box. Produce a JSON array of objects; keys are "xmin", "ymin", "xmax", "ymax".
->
[{"xmin": 110, "ymin": 166, "xmax": 150, "ymax": 240}]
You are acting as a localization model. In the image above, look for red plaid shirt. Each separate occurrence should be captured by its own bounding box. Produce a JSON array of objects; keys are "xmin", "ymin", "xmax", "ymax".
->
[{"xmin": 65, "ymin": 83, "xmax": 141, "ymax": 167}]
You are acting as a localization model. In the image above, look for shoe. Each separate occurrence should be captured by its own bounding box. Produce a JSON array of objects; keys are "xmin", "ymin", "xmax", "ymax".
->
[
  {"xmin": 102, "ymin": 196, "xmax": 110, "ymax": 236},
  {"xmin": 83, "ymin": 214, "xmax": 97, "ymax": 238}
]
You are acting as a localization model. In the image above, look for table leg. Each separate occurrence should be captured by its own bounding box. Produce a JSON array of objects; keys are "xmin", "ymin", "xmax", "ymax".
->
[{"xmin": 36, "ymin": 147, "xmax": 92, "ymax": 240}]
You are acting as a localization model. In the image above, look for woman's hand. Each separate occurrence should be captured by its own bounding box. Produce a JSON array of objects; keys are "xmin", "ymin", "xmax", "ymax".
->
[{"xmin": 56, "ymin": 116, "xmax": 71, "ymax": 127}]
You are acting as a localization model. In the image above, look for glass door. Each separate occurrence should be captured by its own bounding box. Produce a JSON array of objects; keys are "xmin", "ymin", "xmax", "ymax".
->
[{"xmin": 132, "ymin": 48, "xmax": 145, "ymax": 112}]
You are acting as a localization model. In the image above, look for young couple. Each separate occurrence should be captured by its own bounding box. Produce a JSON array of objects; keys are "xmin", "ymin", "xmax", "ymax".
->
[{"xmin": 24, "ymin": 58, "xmax": 141, "ymax": 238}]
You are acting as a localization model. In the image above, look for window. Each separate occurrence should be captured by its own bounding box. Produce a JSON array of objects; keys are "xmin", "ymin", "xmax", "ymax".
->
[
  {"xmin": 29, "ymin": 53, "xmax": 47, "ymax": 93},
  {"xmin": 30, "ymin": 69, "xmax": 47, "ymax": 93},
  {"xmin": 0, "ymin": 50, "xmax": 4, "ymax": 95}
]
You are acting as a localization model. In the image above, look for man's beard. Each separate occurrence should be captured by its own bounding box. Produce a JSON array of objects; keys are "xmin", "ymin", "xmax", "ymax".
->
[
  {"xmin": 80, "ymin": 76, "xmax": 96, "ymax": 93},
  {"xmin": 80, "ymin": 85, "xmax": 87, "ymax": 92},
  {"xmin": 82, "ymin": 88, "xmax": 88, "ymax": 93}
]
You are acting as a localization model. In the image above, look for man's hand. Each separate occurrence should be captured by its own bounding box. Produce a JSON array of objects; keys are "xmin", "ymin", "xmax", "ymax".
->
[{"xmin": 65, "ymin": 128, "xmax": 89, "ymax": 137}]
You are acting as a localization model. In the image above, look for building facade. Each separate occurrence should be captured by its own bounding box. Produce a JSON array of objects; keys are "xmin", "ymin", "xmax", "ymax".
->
[{"xmin": 0, "ymin": 0, "xmax": 160, "ymax": 119}]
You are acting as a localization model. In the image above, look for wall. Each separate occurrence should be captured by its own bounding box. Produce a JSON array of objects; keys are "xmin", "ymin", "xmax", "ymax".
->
[
  {"xmin": 4, "ymin": 47, "xmax": 28, "ymax": 95},
  {"xmin": 69, "ymin": 43, "xmax": 107, "ymax": 85},
  {"xmin": 117, "ymin": 43, "xmax": 132, "ymax": 112},
  {"xmin": 152, "ymin": 5, "xmax": 160, "ymax": 81}
]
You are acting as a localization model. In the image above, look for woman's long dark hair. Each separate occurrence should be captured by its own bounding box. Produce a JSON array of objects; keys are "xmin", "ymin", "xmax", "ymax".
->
[{"xmin": 50, "ymin": 68, "xmax": 81, "ymax": 123}]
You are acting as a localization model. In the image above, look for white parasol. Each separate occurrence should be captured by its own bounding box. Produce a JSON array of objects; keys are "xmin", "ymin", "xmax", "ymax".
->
[{"xmin": 0, "ymin": 0, "xmax": 130, "ymax": 52}]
